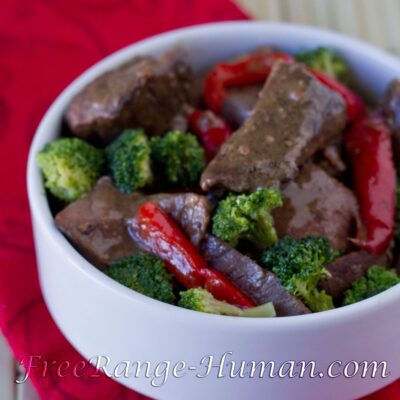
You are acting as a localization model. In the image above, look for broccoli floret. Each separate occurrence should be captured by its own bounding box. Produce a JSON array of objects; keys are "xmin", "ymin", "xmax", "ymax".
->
[
  {"xmin": 261, "ymin": 236, "xmax": 339, "ymax": 312},
  {"xmin": 106, "ymin": 253, "xmax": 175, "ymax": 304},
  {"xmin": 343, "ymin": 266, "xmax": 400, "ymax": 306},
  {"xmin": 106, "ymin": 129, "xmax": 153, "ymax": 193},
  {"xmin": 212, "ymin": 189, "xmax": 282, "ymax": 249},
  {"xmin": 296, "ymin": 47, "xmax": 349, "ymax": 83},
  {"xmin": 150, "ymin": 131, "xmax": 205, "ymax": 187},
  {"xmin": 178, "ymin": 288, "xmax": 276, "ymax": 317},
  {"xmin": 36, "ymin": 137, "xmax": 105, "ymax": 203}
]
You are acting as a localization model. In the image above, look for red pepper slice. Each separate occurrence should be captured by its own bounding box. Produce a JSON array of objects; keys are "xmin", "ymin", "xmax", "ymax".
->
[
  {"xmin": 133, "ymin": 201, "xmax": 255, "ymax": 308},
  {"xmin": 310, "ymin": 69, "xmax": 365, "ymax": 122},
  {"xmin": 201, "ymin": 268, "xmax": 254, "ymax": 307},
  {"xmin": 204, "ymin": 51, "xmax": 294, "ymax": 113},
  {"xmin": 189, "ymin": 109, "xmax": 232, "ymax": 159},
  {"xmin": 345, "ymin": 113, "xmax": 396, "ymax": 254},
  {"xmin": 203, "ymin": 51, "xmax": 365, "ymax": 123}
]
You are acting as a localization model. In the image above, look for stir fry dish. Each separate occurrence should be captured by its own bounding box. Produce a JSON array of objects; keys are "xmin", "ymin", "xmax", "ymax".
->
[{"xmin": 37, "ymin": 46, "xmax": 400, "ymax": 317}]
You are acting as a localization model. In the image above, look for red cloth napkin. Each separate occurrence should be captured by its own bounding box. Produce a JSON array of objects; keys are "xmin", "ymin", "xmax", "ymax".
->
[{"xmin": 0, "ymin": 0, "xmax": 398, "ymax": 399}]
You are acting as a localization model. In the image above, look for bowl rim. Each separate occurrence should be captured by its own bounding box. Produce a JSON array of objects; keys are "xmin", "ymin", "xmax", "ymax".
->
[{"xmin": 27, "ymin": 20, "xmax": 400, "ymax": 329}]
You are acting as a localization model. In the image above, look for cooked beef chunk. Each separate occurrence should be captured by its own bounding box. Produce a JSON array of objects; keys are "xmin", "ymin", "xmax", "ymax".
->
[
  {"xmin": 65, "ymin": 48, "xmax": 194, "ymax": 145},
  {"xmin": 221, "ymin": 84, "xmax": 261, "ymax": 129},
  {"xmin": 201, "ymin": 235, "xmax": 311, "ymax": 316},
  {"xmin": 195, "ymin": 47, "xmax": 271, "ymax": 119},
  {"xmin": 320, "ymin": 250, "xmax": 390, "ymax": 300},
  {"xmin": 154, "ymin": 193, "xmax": 213, "ymax": 247},
  {"xmin": 200, "ymin": 61, "xmax": 347, "ymax": 193},
  {"xmin": 55, "ymin": 177, "xmax": 212, "ymax": 269},
  {"xmin": 55, "ymin": 177, "xmax": 144, "ymax": 269},
  {"xmin": 272, "ymin": 164, "xmax": 360, "ymax": 250},
  {"xmin": 383, "ymin": 80, "xmax": 400, "ymax": 164},
  {"xmin": 316, "ymin": 143, "xmax": 346, "ymax": 177}
]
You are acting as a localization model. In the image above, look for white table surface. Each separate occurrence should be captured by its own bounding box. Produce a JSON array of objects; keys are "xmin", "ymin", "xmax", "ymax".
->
[{"xmin": 0, "ymin": 334, "xmax": 39, "ymax": 400}]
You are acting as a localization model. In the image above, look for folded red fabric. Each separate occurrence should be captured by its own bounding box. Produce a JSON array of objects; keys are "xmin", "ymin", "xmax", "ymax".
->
[{"xmin": 0, "ymin": 0, "xmax": 397, "ymax": 398}]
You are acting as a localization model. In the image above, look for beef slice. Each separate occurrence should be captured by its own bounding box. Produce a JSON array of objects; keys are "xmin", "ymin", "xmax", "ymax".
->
[
  {"xmin": 65, "ymin": 48, "xmax": 194, "ymax": 145},
  {"xmin": 200, "ymin": 61, "xmax": 347, "ymax": 193},
  {"xmin": 55, "ymin": 177, "xmax": 212, "ymax": 269},
  {"xmin": 320, "ymin": 250, "xmax": 390, "ymax": 300},
  {"xmin": 55, "ymin": 177, "xmax": 144, "ymax": 269},
  {"xmin": 272, "ymin": 164, "xmax": 360, "ymax": 250},
  {"xmin": 155, "ymin": 193, "xmax": 213, "ymax": 247},
  {"xmin": 315, "ymin": 143, "xmax": 346, "ymax": 177},
  {"xmin": 201, "ymin": 235, "xmax": 311, "ymax": 316},
  {"xmin": 221, "ymin": 84, "xmax": 261, "ymax": 129}
]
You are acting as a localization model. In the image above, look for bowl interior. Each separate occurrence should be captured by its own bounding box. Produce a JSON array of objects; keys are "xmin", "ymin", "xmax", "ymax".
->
[{"xmin": 27, "ymin": 21, "xmax": 400, "ymax": 327}]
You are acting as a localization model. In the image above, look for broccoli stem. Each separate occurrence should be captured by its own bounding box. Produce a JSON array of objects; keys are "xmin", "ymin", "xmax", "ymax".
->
[
  {"xmin": 241, "ymin": 303, "xmax": 276, "ymax": 318},
  {"xmin": 247, "ymin": 211, "xmax": 278, "ymax": 249},
  {"xmin": 178, "ymin": 288, "xmax": 276, "ymax": 317}
]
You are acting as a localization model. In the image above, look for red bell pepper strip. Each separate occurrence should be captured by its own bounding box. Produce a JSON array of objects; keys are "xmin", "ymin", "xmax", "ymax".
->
[
  {"xmin": 345, "ymin": 113, "xmax": 396, "ymax": 255},
  {"xmin": 203, "ymin": 51, "xmax": 365, "ymax": 123},
  {"xmin": 133, "ymin": 201, "xmax": 255, "ymax": 308},
  {"xmin": 310, "ymin": 69, "xmax": 365, "ymax": 122},
  {"xmin": 203, "ymin": 51, "xmax": 294, "ymax": 113},
  {"xmin": 189, "ymin": 109, "xmax": 232, "ymax": 159}
]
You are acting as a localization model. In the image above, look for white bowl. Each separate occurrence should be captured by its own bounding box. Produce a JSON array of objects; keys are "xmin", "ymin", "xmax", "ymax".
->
[{"xmin": 27, "ymin": 21, "xmax": 400, "ymax": 400}]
